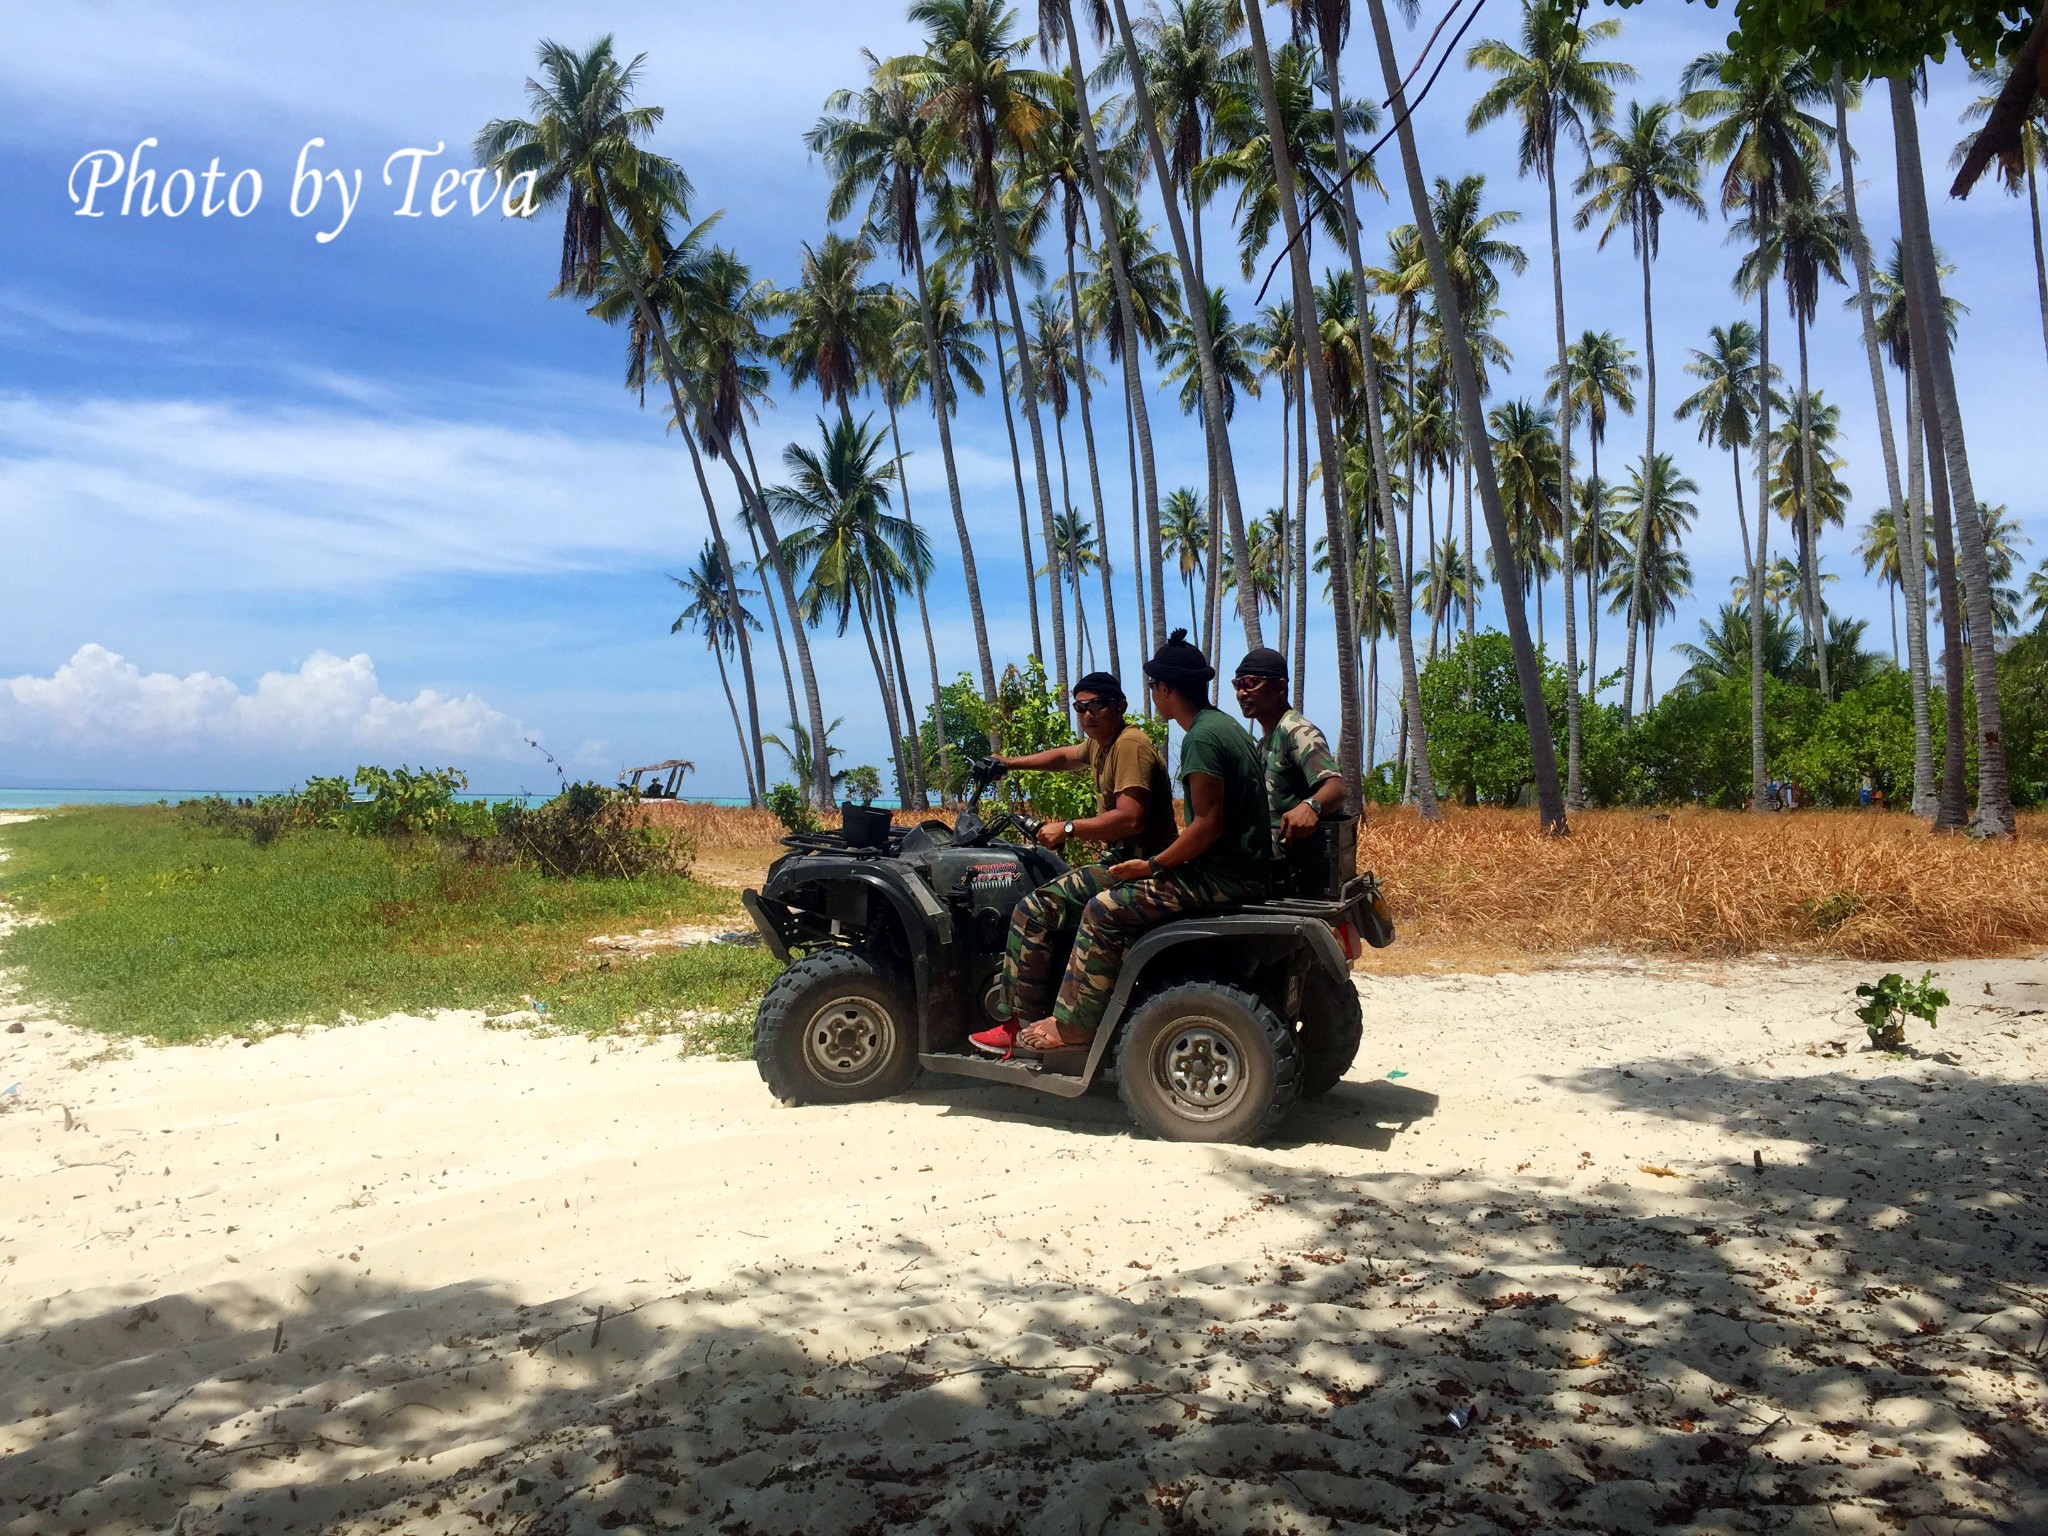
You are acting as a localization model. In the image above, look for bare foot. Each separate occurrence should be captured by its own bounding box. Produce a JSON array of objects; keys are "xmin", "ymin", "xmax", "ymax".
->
[{"xmin": 1017, "ymin": 1018, "xmax": 1090, "ymax": 1051}]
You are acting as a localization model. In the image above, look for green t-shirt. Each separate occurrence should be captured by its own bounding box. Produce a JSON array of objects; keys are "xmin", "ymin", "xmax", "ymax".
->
[{"xmin": 1176, "ymin": 706, "xmax": 1273, "ymax": 883}]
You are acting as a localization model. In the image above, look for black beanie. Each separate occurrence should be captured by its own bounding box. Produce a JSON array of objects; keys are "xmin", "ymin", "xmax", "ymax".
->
[
  {"xmin": 1144, "ymin": 628, "xmax": 1215, "ymax": 695},
  {"xmin": 1073, "ymin": 670, "xmax": 1124, "ymax": 702},
  {"xmin": 1235, "ymin": 646, "xmax": 1288, "ymax": 679}
]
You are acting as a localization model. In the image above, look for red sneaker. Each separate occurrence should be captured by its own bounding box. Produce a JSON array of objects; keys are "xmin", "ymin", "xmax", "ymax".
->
[{"xmin": 969, "ymin": 1022, "xmax": 1019, "ymax": 1057}]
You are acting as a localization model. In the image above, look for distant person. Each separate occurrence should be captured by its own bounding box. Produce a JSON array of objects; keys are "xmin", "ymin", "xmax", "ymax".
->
[
  {"xmin": 1229, "ymin": 646, "xmax": 1345, "ymax": 853},
  {"xmin": 972, "ymin": 671, "xmax": 1174, "ymax": 1056},
  {"xmin": 982, "ymin": 629, "xmax": 1271, "ymax": 1056}
]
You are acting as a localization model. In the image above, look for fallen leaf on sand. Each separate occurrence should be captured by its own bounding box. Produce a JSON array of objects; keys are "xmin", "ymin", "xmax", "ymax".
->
[{"xmin": 1639, "ymin": 1164, "xmax": 1679, "ymax": 1177}]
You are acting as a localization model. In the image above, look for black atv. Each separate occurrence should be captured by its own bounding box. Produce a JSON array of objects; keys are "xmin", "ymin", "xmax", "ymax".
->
[{"xmin": 742, "ymin": 758, "xmax": 1394, "ymax": 1145}]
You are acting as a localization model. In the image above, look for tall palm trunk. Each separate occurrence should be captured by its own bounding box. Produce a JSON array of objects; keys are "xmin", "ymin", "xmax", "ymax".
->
[
  {"xmin": 884, "ymin": 394, "xmax": 952, "ymax": 801},
  {"xmin": 1057, "ymin": 9, "xmax": 1168, "ymax": 661},
  {"xmin": 1293, "ymin": 351, "xmax": 1311, "ymax": 693},
  {"xmin": 736, "ymin": 423, "xmax": 805, "ymax": 747},
  {"xmin": 908, "ymin": 231, "xmax": 998, "ymax": 700},
  {"xmin": 988, "ymin": 313, "xmax": 1046, "ymax": 661},
  {"xmin": 1890, "ymin": 77, "xmax": 2014, "ymax": 836},
  {"xmin": 1048, "ymin": 390, "xmax": 1084, "ymax": 680},
  {"xmin": 853, "ymin": 587, "xmax": 910, "ymax": 804},
  {"xmin": 1541, "ymin": 143, "xmax": 1585, "ymax": 807},
  {"xmin": 1124, "ymin": 383, "xmax": 1150, "ymax": 663},
  {"xmin": 595, "ymin": 209, "xmax": 829, "ymax": 804},
  {"xmin": 880, "ymin": 585, "xmax": 928, "ymax": 807},
  {"xmin": 1107, "ymin": 0, "xmax": 1262, "ymax": 651},
  {"xmin": 1277, "ymin": 377, "xmax": 1292, "ymax": 660},
  {"xmin": 1797, "ymin": 319, "xmax": 1831, "ymax": 698},
  {"xmin": 1064, "ymin": 229, "xmax": 1121, "ymax": 678},
  {"xmin": 1238, "ymin": 0, "xmax": 1378, "ymax": 802},
  {"xmin": 709, "ymin": 640, "xmax": 756, "ymax": 805},
  {"xmin": 1903, "ymin": 371, "xmax": 1937, "ymax": 816},
  {"xmin": 1621, "ymin": 228, "xmax": 1655, "ymax": 720},
  {"xmin": 1366, "ymin": 0, "xmax": 1564, "ymax": 830},
  {"xmin": 1582, "ymin": 434, "xmax": 1597, "ymax": 701},
  {"xmin": 1749, "ymin": 257, "xmax": 1772, "ymax": 813},
  {"xmin": 1203, "ymin": 432, "xmax": 1222, "ymax": 661},
  {"xmin": 1917, "ymin": 373, "xmax": 1970, "ymax": 829},
  {"xmin": 1833, "ymin": 71, "xmax": 1928, "ymax": 813},
  {"xmin": 2032, "ymin": 154, "xmax": 2048, "ymax": 373},
  {"xmin": 678, "ymin": 425, "xmax": 765, "ymax": 807}
]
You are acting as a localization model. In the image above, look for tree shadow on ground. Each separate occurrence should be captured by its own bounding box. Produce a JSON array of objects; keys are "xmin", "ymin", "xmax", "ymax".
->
[{"xmin": 2, "ymin": 1064, "xmax": 2043, "ymax": 1535}]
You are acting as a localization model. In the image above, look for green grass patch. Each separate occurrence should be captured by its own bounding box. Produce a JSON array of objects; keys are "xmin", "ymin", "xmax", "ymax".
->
[{"xmin": 0, "ymin": 806, "xmax": 778, "ymax": 1048}]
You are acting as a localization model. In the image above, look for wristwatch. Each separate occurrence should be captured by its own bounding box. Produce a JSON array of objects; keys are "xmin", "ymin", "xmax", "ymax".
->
[
  {"xmin": 1307, "ymin": 797, "xmax": 1324, "ymax": 820},
  {"xmin": 1063, "ymin": 821, "xmax": 1075, "ymax": 840}
]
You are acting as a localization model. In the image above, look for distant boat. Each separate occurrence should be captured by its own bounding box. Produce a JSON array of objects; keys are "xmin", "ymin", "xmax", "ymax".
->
[{"xmin": 620, "ymin": 758, "xmax": 696, "ymax": 799}]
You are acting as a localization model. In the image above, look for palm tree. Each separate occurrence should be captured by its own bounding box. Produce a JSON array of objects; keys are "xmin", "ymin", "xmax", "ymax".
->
[
  {"xmin": 1738, "ymin": 181, "xmax": 1848, "ymax": 697},
  {"xmin": 772, "ymin": 416, "xmax": 930, "ymax": 803},
  {"xmin": 2025, "ymin": 564, "xmax": 2048, "ymax": 631},
  {"xmin": 1674, "ymin": 321, "xmax": 1774, "ymax": 591},
  {"xmin": 1891, "ymin": 76, "xmax": 2015, "ymax": 835},
  {"xmin": 1468, "ymin": 0, "xmax": 1633, "ymax": 806},
  {"xmin": 1102, "ymin": 0, "xmax": 1266, "ymax": 655},
  {"xmin": 1039, "ymin": 508, "xmax": 1103, "ymax": 671},
  {"xmin": 1957, "ymin": 60, "xmax": 2048, "ymax": 374},
  {"xmin": 585, "ymin": 219, "xmax": 773, "ymax": 806},
  {"xmin": 1490, "ymin": 398, "xmax": 1565, "ymax": 649},
  {"xmin": 809, "ymin": 55, "xmax": 1000, "ymax": 699},
  {"xmin": 672, "ymin": 542, "xmax": 764, "ymax": 804},
  {"xmin": 1026, "ymin": 68, "xmax": 1131, "ymax": 677},
  {"xmin": 1572, "ymin": 476, "xmax": 1626, "ymax": 692},
  {"xmin": 1545, "ymin": 329, "xmax": 1639, "ymax": 704},
  {"xmin": 1675, "ymin": 603, "xmax": 1800, "ymax": 692},
  {"xmin": 1080, "ymin": 204, "xmax": 1180, "ymax": 661},
  {"xmin": 903, "ymin": 0, "xmax": 1071, "ymax": 697},
  {"xmin": 1951, "ymin": 505, "xmax": 2032, "ymax": 643},
  {"xmin": 1857, "ymin": 507, "xmax": 1926, "ymax": 664},
  {"xmin": 1024, "ymin": 290, "xmax": 1098, "ymax": 682},
  {"xmin": 1767, "ymin": 389, "xmax": 1851, "ymax": 685},
  {"xmin": 1610, "ymin": 452, "xmax": 1698, "ymax": 709},
  {"xmin": 769, "ymin": 233, "xmax": 895, "ymax": 423},
  {"xmin": 1252, "ymin": 300, "xmax": 1302, "ymax": 669},
  {"xmin": 1682, "ymin": 44, "xmax": 1831, "ymax": 810},
  {"xmin": 1157, "ymin": 283, "xmax": 1259, "ymax": 659},
  {"xmin": 1574, "ymin": 97, "xmax": 1706, "ymax": 719},
  {"xmin": 477, "ymin": 36, "xmax": 836, "ymax": 804},
  {"xmin": 1040, "ymin": 0, "xmax": 1169, "ymax": 672},
  {"xmin": 1161, "ymin": 486, "xmax": 1210, "ymax": 642},
  {"xmin": 1832, "ymin": 68, "xmax": 1925, "ymax": 813}
]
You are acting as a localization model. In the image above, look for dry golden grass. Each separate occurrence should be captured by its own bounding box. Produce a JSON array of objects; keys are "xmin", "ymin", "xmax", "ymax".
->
[
  {"xmin": 645, "ymin": 802, "xmax": 2048, "ymax": 970},
  {"xmin": 1359, "ymin": 806, "xmax": 2048, "ymax": 967}
]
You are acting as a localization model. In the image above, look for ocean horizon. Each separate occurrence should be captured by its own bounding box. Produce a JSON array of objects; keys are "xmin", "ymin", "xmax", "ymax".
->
[{"xmin": 0, "ymin": 788, "xmax": 783, "ymax": 812}]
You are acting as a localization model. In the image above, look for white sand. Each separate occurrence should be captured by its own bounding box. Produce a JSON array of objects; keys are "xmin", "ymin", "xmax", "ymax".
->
[{"xmin": 1, "ymin": 945, "xmax": 2045, "ymax": 1534}]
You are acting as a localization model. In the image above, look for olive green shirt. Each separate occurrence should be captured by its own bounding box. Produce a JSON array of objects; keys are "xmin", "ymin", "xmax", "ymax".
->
[
  {"xmin": 1175, "ymin": 706, "xmax": 1272, "ymax": 884},
  {"xmin": 1082, "ymin": 724, "xmax": 1177, "ymax": 859}
]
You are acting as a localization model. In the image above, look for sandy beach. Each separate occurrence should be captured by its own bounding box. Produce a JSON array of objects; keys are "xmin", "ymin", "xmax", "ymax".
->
[{"xmin": 3, "ymin": 917, "xmax": 2045, "ymax": 1533}]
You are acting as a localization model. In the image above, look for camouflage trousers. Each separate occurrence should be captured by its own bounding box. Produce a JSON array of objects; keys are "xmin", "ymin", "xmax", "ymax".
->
[{"xmin": 1002, "ymin": 864, "xmax": 1260, "ymax": 1037}]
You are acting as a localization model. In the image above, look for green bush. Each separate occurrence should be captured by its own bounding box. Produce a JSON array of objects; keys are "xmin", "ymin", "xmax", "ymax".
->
[
  {"xmin": 491, "ymin": 782, "xmax": 692, "ymax": 879},
  {"xmin": 764, "ymin": 782, "xmax": 818, "ymax": 834}
]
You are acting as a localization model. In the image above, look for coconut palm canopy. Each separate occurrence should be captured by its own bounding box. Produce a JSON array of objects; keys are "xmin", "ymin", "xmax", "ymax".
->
[{"xmin": 2, "ymin": 2, "xmax": 2040, "ymax": 815}]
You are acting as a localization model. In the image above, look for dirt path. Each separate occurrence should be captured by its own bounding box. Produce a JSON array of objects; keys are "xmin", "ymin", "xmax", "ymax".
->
[{"xmin": 1, "ymin": 953, "xmax": 2044, "ymax": 1534}]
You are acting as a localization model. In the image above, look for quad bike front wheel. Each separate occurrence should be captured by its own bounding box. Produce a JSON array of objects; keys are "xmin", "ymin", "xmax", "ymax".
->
[
  {"xmin": 755, "ymin": 949, "xmax": 919, "ymax": 1106},
  {"xmin": 1115, "ymin": 982, "xmax": 1301, "ymax": 1145}
]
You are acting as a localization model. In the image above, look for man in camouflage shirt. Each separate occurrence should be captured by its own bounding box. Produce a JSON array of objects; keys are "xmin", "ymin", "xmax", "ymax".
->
[{"xmin": 1231, "ymin": 647, "xmax": 1345, "ymax": 851}]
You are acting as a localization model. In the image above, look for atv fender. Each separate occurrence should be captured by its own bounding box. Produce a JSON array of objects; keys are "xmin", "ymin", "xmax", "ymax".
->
[
  {"xmin": 747, "ymin": 857, "xmax": 953, "ymax": 1004},
  {"xmin": 1073, "ymin": 912, "xmax": 1351, "ymax": 1088}
]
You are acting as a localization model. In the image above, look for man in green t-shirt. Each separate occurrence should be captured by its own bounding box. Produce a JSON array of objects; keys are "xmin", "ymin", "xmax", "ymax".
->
[{"xmin": 1011, "ymin": 630, "xmax": 1271, "ymax": 1054}]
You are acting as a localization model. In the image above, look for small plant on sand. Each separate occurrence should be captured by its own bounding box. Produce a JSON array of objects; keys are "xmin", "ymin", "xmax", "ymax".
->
[
  {"xmin": 764, "ymin": 783, "xmax": 818, "ymax": 835},
  {"xmin": 1854, "ymin": 971, "xmax": 1949, "ymax": 1051}
]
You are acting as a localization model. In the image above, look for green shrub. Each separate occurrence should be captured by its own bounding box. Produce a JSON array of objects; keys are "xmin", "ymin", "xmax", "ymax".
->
[
  {"xmin": 765, "ymin": 782, "xmax": 818, "ymax": 834},
  {"xmin": 491, "ymin": 782, "xmax": 692, "ymax": 879},
  {"xmin": 1854, "ymin": 970, "xmax": 1948, "ymax": 1051}
]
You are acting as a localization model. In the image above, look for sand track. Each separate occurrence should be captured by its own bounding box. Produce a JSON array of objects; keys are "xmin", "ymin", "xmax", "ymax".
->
[{"xmin": 2, "ymin": 954, "xmax": 2045, "ymax": 1534}]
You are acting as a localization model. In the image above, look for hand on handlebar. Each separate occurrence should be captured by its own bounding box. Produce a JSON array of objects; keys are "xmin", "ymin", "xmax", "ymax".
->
[{"xmin": 1034, "ymin": 818, "xmax": 1066, "ymax": 850}]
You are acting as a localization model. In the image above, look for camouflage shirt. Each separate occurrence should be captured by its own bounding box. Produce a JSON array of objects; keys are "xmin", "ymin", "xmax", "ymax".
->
[{"xmin": 1261, "ymin": 708, "xmax": 1340, "ymax": 825}]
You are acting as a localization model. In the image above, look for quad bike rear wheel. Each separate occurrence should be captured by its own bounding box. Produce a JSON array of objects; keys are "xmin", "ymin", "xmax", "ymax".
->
[
  {"xmin": 1115, "ymin": 982, "xmax": 1301, "ymax": 1144},
  {"xmin": 1296, "ymin": 968, "xmax": 1364, "ymax": 1099},
  {"xmin": 755, "ymin": 949, "xmax": 918, "ymax": 1105}
]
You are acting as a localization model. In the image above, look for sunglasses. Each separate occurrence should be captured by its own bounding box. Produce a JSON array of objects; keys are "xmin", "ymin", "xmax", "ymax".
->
[
  {"xmin": 1072, "ymin": 698, "xmax": 1119, "ymax": 716},
  {"xmin": 1231, "ymin": 674, "xmax": 1278, "ymax": 691}
]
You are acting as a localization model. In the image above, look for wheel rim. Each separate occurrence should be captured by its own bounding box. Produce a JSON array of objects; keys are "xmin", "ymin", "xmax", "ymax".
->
[
  {"xmin": 804, "ymin": 994, "xmax": 896, "ymax": 1085},
  {"xmin": 1152, "ymin": 1019, "xmax": 1248, "ymax": 1122}
]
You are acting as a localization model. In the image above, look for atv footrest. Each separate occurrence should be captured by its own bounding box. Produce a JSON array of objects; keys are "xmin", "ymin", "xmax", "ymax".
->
[{"xmin": 919, "ymin": 1051, "xmax": 1092, "ymax": 1099}]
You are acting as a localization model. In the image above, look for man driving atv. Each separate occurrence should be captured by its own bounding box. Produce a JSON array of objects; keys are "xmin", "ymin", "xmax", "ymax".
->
[
  {"xmin": 971, "ymin": 671, "xmax": 1172, "ymax": 1057},
  {"xmin": 975, "ymin": 629, "xmax": 1272, "ymax": 1055},
  {"xmin": 1231, "ymin": 646, "xmax": 1344, "ymax": 853}
]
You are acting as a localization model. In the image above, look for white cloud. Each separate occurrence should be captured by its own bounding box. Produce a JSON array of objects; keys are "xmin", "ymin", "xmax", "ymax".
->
[{"xmin": 0, "ymin": 644, "xmax": 517, "ymax": 756}]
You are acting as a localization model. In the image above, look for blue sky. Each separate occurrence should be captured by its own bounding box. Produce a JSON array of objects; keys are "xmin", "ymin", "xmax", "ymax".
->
[{"xmin": 1, "ymin": 0, "xmax": 2039, "ymax": 795}]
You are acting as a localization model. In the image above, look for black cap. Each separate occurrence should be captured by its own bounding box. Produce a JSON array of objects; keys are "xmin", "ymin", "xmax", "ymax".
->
[
  {"xmin": 1235, "ymin": 646, "xmax": 1288, "ymax": 680},
  {"xmin": 1073, "ymin": 670, "xmax": 1124, "ymax": 701},
  {"xmin": 1143, "ymin": 628, "xmax": 1215, "ymax": 694}
]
